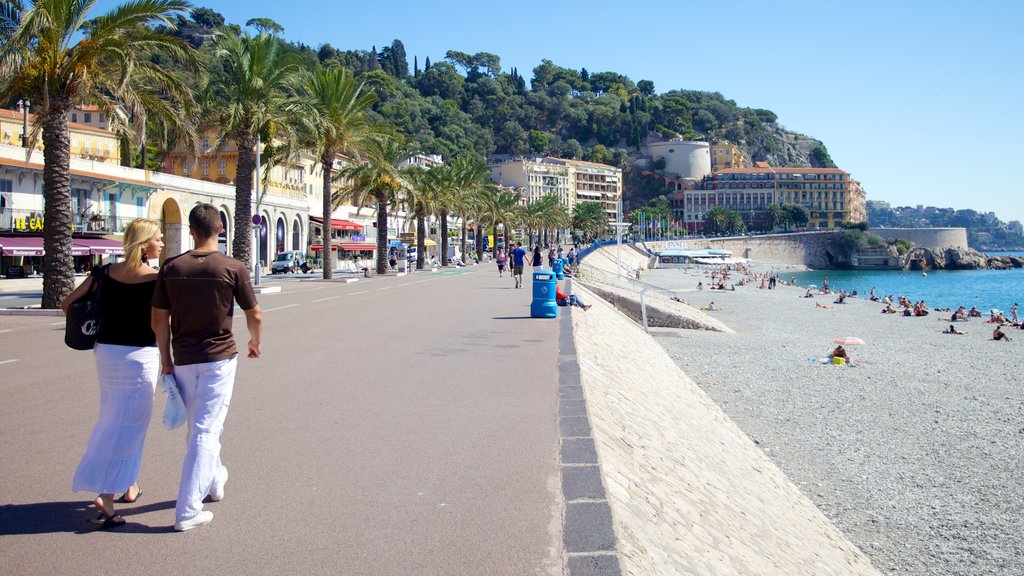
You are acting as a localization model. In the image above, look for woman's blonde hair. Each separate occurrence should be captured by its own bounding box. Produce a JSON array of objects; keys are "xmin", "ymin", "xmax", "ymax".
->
[{"xmin": 122, "ymin": 218, "xmax": 161, "ymax": 269}]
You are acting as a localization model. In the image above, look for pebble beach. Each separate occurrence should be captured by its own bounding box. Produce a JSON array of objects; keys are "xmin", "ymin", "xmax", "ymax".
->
[{"xmin": 644, "ymin": 265, "xmax": 1023, "ymax": 576}]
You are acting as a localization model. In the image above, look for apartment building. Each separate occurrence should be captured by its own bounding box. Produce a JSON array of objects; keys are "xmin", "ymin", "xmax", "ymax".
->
[
  {"xmin": 489, "ymin": 157, "xmax": 622, "ymax": 225},
  {"xmin": 710, "ymin": 144, "xmax": 746, "ymax": 172},
  {"xmin": 0, "ymin": 108, "xmax": 121, "ymax": 164},
  {"xmin": 682, "ymin": 163, "xmax": 859, "ymax": 234}
]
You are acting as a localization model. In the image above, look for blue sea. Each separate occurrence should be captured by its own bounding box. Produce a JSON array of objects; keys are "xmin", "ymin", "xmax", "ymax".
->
[{"xmin": 789, "ymin": 251, "xmax": 1024, "ymax": 313}]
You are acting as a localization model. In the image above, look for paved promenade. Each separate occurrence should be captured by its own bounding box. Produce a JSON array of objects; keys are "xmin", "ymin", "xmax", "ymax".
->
[{"xmin": 0, "ymin": 266, "xmax": 565, "ymax": 575}]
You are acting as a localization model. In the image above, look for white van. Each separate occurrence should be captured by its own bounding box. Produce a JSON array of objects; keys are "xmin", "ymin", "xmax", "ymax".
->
[{"xmin": 271, "ymin": 250, "xmax": 306, "ymax": 274}]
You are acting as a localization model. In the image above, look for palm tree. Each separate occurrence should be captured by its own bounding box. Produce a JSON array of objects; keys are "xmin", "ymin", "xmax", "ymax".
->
[
  {"xmin": 402, "ymin": 167, "xmax": 436, "ymax": 270},
  {"xmin": 765, "ymin": 203, "xmax": 785, "ymax": 232},
  {"xmin": 572, "ymin": 202, "xmax": 607, "ymax": 241},
  {"xmin": 202, "ymin": 31, "xmax": 305, "ymax": 269},
  {"xmin": 338, "ymin": 139, "xmax": 409, "ymax": 275},
  {"xmin": 478, "ymin": 187, "xmax": 521, "ymax": 255},
  {"xmin": 703, "ymin": 205, "xmax": 730, "ymax": 235},
  {"xmin": 1, "ymin": 0, "xmax": 199, "ymax": 308},
  {"xmin": 294, "ymin": 65, "xmax": 386, "ymax": 279},
  {"xmin": 439, "ymin": 156, "xmax": 491, "ymax": 266}
]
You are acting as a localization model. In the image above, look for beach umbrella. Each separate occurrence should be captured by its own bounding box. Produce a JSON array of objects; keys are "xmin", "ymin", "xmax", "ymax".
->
[{"xmin": 833, "ymin": 337, "xmax": 865, "ymax": 346}]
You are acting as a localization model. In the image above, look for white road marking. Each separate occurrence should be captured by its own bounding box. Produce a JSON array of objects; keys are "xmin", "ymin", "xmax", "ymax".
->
[
  {"xmin": 413, "ymin": 280, "xmax": 428, "ymax": 284},
  {"xmin": 394, "ymin": 283, "xmax": 411, "ymax": 287},
  {"xmin": 50, "ymin": 321, "xmax": 65, "ymax": 326},
  {"xmin": 0, "ymin": 359, "xmax": 19, "ymax": 366},
  {"xmin": 263, "ymin": 304, "xmax": 299, "ymax": 312},
  {"xmin": 349, "ymin": 291, "xmax": 368, "ymax": 295},
  {"xmin": 311, "ymin": 296, "xmax": 339, "ymax": 302},
  {"xmin": 0, "ymin": 329, "xmax": 13, "ymax": 334},
  {"xmin": 305, "ymin": 286, "xmax": 328, "ymax": 292},
  {"xmin": 376, "ymin": 286, "xmax": 392, "ymax": 291}
]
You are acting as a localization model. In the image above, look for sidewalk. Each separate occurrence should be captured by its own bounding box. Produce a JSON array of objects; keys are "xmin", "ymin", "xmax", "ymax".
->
[{"xmin": 0, "ymin": 265, "xmax": 568, "ymax": 575}]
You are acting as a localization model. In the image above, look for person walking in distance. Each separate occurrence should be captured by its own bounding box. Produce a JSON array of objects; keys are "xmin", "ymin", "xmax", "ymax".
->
[
  {"xmin": 512, "ymin": 242, "xmax": 527, "ymax": 289},
  {"xmin": 151, "ymin": 204, "xmax": 263, "ymax": 531}
]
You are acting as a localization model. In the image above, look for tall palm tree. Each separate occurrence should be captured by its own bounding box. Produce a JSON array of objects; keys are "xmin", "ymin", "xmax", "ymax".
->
[
  {"xmin": 1, "ymin": 0, "xmax": 199, "ymax": 308},
  {"xmin": 338, "ymin": 139, "xmax": 408, "ymax": 275},
  {"xmin": 202, "ymin": 31, "xmax": 305, "ymax": 269},
  {"xmin": 402, "ymin": 167, "xmax": 436, "ymax": 271},
  {"xmin": 293, "ymin": 65, "xmax": 385, "ymax": 279},
  {"xmin": 573, "ymin": 201, "xmax": 607, "ymax": 241},
  {"xmin": 479, "ymin": 187, "xmax": 521, "ymax": 255},
  {"xmin": 703, "ymin": 205, "xmax": 730, "ymax": 235},
  {"xmin": 448, "ymin": 156, "xmax": 495, "ymax": 262}
]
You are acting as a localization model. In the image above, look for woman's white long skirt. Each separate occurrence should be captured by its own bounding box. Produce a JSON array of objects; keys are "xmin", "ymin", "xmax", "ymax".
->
[{"xmin": 72, "ymin": 343, "xmax": 159, "ymax": 494}]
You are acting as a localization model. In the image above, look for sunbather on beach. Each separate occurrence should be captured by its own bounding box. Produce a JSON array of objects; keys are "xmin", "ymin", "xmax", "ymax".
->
[
  {"xmin": 943, "ymin": 324, "xmax": 966, "ymax": 335},
  {"xmin": 816, "ymin": 302, "xmax": 832, "ymax": 309},
  {"xmin": 969, "ymin": 306, "xmax": 982, "ymax": 318},
  {"xmin": 804, "ymin": 288, "xmax": 814, "ymax": 298},
  {"xmin": 705, "ymin": 301, "xmax": 721, "ymax": 312},
  {"xmin": 830, "ymin": 345, "xmax": 849, "ymax": 361},
  {"xmin": 882, "ymin": 304, "xmax": 897, "ymax": 314},
  {"xmin": 993, "ymin": 326, "xmax": 1012, "ymax": 341}
]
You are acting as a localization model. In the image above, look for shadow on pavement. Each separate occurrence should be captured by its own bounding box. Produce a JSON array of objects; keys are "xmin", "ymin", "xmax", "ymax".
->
[
  {"xmin": 491, "ymin": 316, "xmax": 534, "ymax": 320},
  {"xmin": 0, "ymin": 499, "xmax": 176, "ymax": 535}
]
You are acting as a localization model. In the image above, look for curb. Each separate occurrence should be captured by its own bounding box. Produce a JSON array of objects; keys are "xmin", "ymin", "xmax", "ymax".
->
[{"xmin": 558, "ymin": 278, "xmax": 622, "ymax": 576}]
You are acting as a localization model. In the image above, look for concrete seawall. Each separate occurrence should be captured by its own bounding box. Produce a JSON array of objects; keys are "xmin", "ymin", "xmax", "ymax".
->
[
  {"xmin": 645, "ymin": 227, "xmax": 969, "ymax": 268},
  {"xmin": 570, "ymin": 284, "xmax": 882, "ymax": 575}
]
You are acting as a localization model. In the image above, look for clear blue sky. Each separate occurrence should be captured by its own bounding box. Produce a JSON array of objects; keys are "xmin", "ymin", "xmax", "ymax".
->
[{"xmin": 95, "ymin": 0, "xmax": 1024, "ymax": 223}]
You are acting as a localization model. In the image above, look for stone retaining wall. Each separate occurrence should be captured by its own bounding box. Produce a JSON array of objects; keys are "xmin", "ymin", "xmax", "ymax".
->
[{"xmin": 570, "ymin": 286, "xmax": 883, "ymax": 575}]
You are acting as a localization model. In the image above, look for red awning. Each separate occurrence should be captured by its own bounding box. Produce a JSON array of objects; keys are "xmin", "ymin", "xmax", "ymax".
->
[
  {"xmin": 0, "ymin": 236, "xmax": 90, "ymax": 256},
  {"xmin": 308, "ymin": 244, "xmax": 338, "ymax": 252},
  {"xmin": 310, "ymin": 216, "xmax": 363, "ymax": 231},
  {"xmin": 339, "ymin": 243, "xmax": 376, "ymax": 252},
  {"xmin": 73, "ymin": 238, "xmax": 125, "ymax": 256}
]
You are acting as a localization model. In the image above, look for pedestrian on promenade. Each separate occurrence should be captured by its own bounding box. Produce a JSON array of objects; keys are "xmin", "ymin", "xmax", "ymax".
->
[
  {"xmin": 151, "ymin": 204, "xmax": 263, "ymax": 532},
  {"xmin": 512, "ymin": 242, "xmax": 526, "ymax": 288},
  {"xmin": 495, "ymin": 249, "xmax": 506, "ymax": 277},
  {"xmin": 532, "ymin": 245, "xmax": 542, "ymax": 268},
  {"xmin": 62, "ymin": 218, "xmax": 164, "ymax": 529}
]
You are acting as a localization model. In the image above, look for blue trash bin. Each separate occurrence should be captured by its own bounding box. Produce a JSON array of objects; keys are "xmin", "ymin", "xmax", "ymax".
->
[
  {"xmin": 530, "ymin": 271, "xmax": 558, "ymax": 318},
  {"xmin": 552, "ymin": 258, "xmax": 565, "ymax": 280}
]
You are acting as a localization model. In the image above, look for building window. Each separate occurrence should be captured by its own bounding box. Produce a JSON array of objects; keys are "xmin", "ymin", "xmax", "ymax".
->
[
  {"xmin": 202, "ymin": 136, "xmax": 209, "ymax": 148},
  {"xmin": 99, "ymin": 113, "xmax": 105, "ymax": 122},
  {"xmin": 201, "ymin": 161, "xmax": 209, "ymax": 176},
  {"xmin": 71, "ymin": 113, "xmax": 78, "ymax": 123},
  {"xmin": 218, "ymin": 160, "xmax": 226, "ymax": 175},
  {"xmin": 84, "ymin": 113, "xmax": 92, "ymax": 123}
]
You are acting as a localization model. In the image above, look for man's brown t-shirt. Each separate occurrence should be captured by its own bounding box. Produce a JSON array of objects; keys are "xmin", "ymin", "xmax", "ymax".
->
[{"xmin": 152, "ymin": 251, "xmax": 259, "ymax": 366}]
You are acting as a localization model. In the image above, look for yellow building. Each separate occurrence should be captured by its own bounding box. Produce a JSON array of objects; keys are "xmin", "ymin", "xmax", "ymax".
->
[
  {"xmin": 0, "ymin": 108, "xmax": 121, "ymax": 164},
  {"xmin": 848, "ymin": 179, "xmax": 867, "ymax": 224},
  {"xmin": 489, "ymin": 157, "xmax": 622, "ymax": 225},
  {"xmin": 710, "ymin": 144, "xmax": 745, "ymax": 172}
]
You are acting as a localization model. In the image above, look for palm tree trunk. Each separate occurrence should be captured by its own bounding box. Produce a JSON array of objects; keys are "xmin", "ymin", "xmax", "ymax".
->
[
  {"xmin": 416, "ymin": 212, "xmax": 426, "ymax": 270},
  {"xmin": 376, "ymin": 195, "xmax": 388, "ymax": 275},
  {"xmin": 321, "ymin": 156, "xmax": 334, "ymax": 279},
  {"xmin": 440, "ymin": 209, "xmax": 450, "ymax": 266},
  {"xmin": 475, "ymin": 225, "xmax": 483, "ymax": 261},
  {"xmin": 460, "ymin": 220, "xmax": 467, "ymax": 263},
  {"xmin": 233, "ymin": 131, "xmax": 257, "ymax": 268},
  {"xmin": 41, "ymin": 106, "xmax": 75, "ymax": 309}
]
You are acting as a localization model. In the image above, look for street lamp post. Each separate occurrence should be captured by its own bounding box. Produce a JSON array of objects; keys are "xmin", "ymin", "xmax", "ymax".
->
[{"xmin": 16, "ymin": 98, "xmax": 30, "ymax": 149}]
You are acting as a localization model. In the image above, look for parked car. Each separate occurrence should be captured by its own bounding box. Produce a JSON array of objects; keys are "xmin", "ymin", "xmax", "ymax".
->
[{"xmin": 272, "ymin": 250, "xmax": 306, "ymax": 274}]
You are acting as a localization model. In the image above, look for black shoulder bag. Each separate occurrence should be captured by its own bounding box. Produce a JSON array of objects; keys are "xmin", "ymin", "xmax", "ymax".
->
[{"xmin": 64, "ymin": 265, "xmax": 109, "ymax": 351}]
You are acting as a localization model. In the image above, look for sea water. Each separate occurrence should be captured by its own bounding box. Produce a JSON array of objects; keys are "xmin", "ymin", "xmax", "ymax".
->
[{"xmin": 789, "ymin": 251, "xmax": 1024, "ymax": 314}]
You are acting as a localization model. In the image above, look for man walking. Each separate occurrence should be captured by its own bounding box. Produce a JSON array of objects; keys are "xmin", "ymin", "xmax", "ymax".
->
[
  {"xmin": 511, "ymin": 241, "xmax": 527, "ymax": 289},
  {"xmin": 152, "ymin": 204, "xmax": 263, "ymax": 531}
]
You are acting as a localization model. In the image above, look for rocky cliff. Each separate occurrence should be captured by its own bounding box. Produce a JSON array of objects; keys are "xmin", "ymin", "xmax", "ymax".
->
[
  {"xmin": 742, "ymin": 123, "xmax": 832, "ymax": 168},
  {"xmin": 905, "ymin": 247, "xmax": 1024, "ymax": 270}
]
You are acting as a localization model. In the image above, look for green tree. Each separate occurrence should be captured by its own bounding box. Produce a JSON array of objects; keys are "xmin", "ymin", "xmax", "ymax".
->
[
  {"xmin": 191, "ymin": 6, "xmax": 224, "ymax": 28},
  {"xmin": 764, "ymin": 203, "xmax": 785, "ymax": 231},
  {"xmin": 338, "ymin": 139, "xmax": 411, "ymax": 274},
  {"xmin": 245, "ymin": 17, "xmax": 284, "ymax": 35},
  {"xmin": 203, "ymin": 31, "xmax": 306, "ymax": 268},
  {"xmin": 294, "ymin": 65, "xmax": 388, "ymax": 278},
  {"xmin": 1, "ymin": 0, "xmax": 199, "ymax": 308},
  {"xmin": 573, "ymin": 201, "xmax": 607, "ymax": 241},
  {"xmin": 783, "ymin": 203, "xmax": 810, "ymax": 229}
]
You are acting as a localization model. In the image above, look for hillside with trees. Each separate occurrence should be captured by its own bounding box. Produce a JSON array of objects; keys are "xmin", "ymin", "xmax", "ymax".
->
[
  {"xmin": 152, "ymin": 8, "xmax": 834, "ymax": 175},
  {"xmin": 868, "ymin": 201, "xmax": 1024, "ymax": 250}
]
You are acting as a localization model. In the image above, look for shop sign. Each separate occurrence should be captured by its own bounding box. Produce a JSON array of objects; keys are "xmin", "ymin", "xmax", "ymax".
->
[{"xmin": 14, "ymin": 217, "xmax": 44, "ymax": 231}]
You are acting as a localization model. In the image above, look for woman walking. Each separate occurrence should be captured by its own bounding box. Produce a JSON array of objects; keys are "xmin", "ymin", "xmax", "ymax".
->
[
  {"xmin": 495, "ymin": 249, "xmax": 506, "ymax": 277},
  {"xmin": 532, "ymin": 245, "xmax": 543, "ymax": 268},
  {"xmin": 62, "ymin": 219, "xmax": 164, "ymax": 528}
]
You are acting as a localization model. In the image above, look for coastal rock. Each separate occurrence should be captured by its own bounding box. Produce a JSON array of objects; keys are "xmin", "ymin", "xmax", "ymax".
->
[
  {"xmin": 905, "ymin": 247, "xmax": 989, "ymax": 270},
  {"xmin": 987, "ymin": 255, "xmax": 1024, "ymax": 269}
]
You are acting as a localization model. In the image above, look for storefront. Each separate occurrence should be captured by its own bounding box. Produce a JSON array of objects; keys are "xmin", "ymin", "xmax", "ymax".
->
[{"xmin": 0, "ymin": 236, "xmax": 125, "ymax": 278}]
